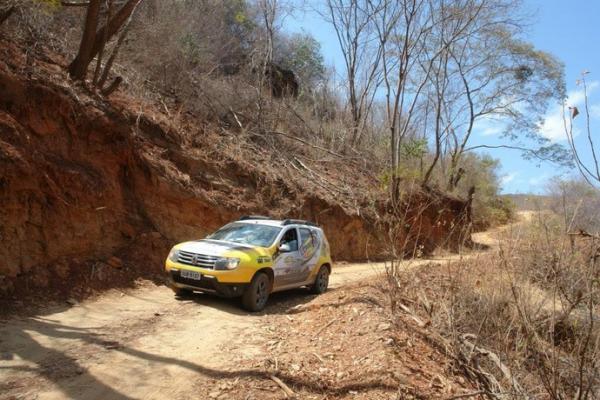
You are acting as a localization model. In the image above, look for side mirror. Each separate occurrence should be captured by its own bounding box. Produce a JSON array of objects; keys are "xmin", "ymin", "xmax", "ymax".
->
[{"xmin": 279, "ymin": 243, "xmax": 292, "ymax": 253}]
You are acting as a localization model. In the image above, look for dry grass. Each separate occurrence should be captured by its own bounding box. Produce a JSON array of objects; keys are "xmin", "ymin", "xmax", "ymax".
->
[{"xmin": 387, "ymin": 212, "xmax": 600, "ymax": 399}]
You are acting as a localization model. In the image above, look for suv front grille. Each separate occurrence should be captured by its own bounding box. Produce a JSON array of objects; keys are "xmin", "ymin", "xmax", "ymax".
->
[{"xmin": 177, "ymin": 251, "xmax": 219, "ymax": 269}]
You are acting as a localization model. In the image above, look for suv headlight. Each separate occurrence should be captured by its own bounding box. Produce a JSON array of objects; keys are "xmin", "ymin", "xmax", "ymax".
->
[
  {"xmin": 168, "ymin": 248, "xmax": 180, "ymax": 262},
  {"xmin": 214, "ymin": 257, "xmax": 240, "ymax": 270}
]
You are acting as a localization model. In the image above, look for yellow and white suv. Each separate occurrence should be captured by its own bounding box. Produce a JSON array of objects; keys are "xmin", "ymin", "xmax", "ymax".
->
[{"xmin": 165, "ymin": 217, "xmax": 332, "ymax": 311}]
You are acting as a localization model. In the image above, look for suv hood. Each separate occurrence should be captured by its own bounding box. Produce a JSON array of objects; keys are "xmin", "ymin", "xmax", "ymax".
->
[{"xmin": 177, "ymin": 239, "xmax": 255, "ymax": 256}]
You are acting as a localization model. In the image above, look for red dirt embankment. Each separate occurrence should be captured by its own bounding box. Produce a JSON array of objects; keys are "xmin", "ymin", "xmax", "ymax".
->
[{"xmin": 0, "ymin": 41, "xmax": 469, "ymax": 303}]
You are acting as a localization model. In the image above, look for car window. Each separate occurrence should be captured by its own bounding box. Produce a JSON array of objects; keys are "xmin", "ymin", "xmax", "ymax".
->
[
  {"xmin": 299, "ymin": 228, "xmax": 319, "ymax": 257},
  {"xmin": 299, "ymin": 228, "xmax": 317, "ymax": 249},
  {"xmin": 206, "ymin": 223, "xmax": 281, "ymax": 247},
  {"xmin": 280, "ymin": 228, "xmax": 298, "ymax": 251}
]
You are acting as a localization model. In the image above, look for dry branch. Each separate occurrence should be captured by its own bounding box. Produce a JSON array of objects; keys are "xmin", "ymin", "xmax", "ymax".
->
[
  {"xmin": 568, "ymin": 230, "xmax": 600, "ymax": 240},
  {"xmin": 397, "ymin": 301, "xmax": 429, "ymax": 328},
  {"xmin": 269, "ymin": 130, "xmax": 350, "ymax": 159},
  {"xmin": 460, "ymin": 336, "xmax": 529, "ymax": 400},
  {"xmin": 394, "ymin": 299, "xmax": 511, "ymax": 399},
  {"xmin": 97, "ymin": 0, "xmax": 140, "ymax": 88},
  {"xmin": 312, "ymin": 317, "xmax": 339, "ymax": 339},
  {"xmin": 100, "ymin": 76, "xmax": 122, "ymax": 96},
  {"xmin": 270, "ymin": 375, "xmax": 295, "ymax": 398}
]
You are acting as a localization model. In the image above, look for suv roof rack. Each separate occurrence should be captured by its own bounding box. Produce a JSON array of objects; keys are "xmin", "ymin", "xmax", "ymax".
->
[
  {"xmin": 239, "ymin": 215, "xmax": 271, "ymax": 221},
  {"xmin": 281, "ymin": 219, "xmax": 319, "ymax": 227}
]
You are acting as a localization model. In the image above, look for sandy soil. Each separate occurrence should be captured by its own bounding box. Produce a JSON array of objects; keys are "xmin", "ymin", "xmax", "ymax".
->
[
  {"xmin": 0, "ymin": 264, "xmax": 443, "ymax": 399},
  {"xmin": 0, "ymin": 220, "xmax": 518, "ymax": 400}
]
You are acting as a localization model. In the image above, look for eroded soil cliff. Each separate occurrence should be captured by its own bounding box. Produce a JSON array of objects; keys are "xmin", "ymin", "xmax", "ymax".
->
[{"xmin": 0, "ymin": 41, "xmax": 469, "ymax": 304}]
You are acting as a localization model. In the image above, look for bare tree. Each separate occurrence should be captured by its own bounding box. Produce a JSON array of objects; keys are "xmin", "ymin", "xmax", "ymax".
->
[
  {"xmin": 366, "ymin": 0, "xmax": 481, "ymax": 198},
  {"xmin": 68, "ymin": 0, "xmax": 144, "ymax": 81},
  {"xmin": 322, "ymin": 0, "xmax": 386, "ymax": 148},
  {"xmin": 547, "ymin": 177, "xmax": 600, "ymax": 234},
  {"xmin": 417, "ymin": 0, "xmax": 566, "ymax": 190},
  {"xmin": 69, "ymin": 0, "xmax": 101, "ymax": 80},
  {"xmin": 377, "ymin": 0, "xmax": 457, "ymax": 201},
  {"xmin": 564, "ymin": 72, "xmax": 600, "ymax": 188},
  {"xmin": 96, "ymin": 0, "xmax": 140, "ymax": 91},
  {"xmin": 92, "ymin": 0, "xmax": 113, "ymax": 86},
  {"xmin": 258, "ymin": 0, "xmax": 277, "ymax": 67}
]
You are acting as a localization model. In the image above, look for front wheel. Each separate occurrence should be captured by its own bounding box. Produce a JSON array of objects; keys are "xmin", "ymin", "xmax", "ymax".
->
[
  {"xmin": 242, "ymin": 273, "xmax": 270, "ymax": 312},
  {"xmin": 310, "ymin": 266, "xmax": 329, "ymax": 294},
  {"xmin": 172, "ymin": 287, "xmax": 193, "ymax": 298}
]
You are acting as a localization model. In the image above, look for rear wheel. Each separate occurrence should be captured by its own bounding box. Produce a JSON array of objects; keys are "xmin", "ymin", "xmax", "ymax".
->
[
  {"xmin": 310, "ymin": 265, "xmax": 329, "ymax": 294},
  {"xmin": 242, "ymin": 273, "xmax": 270, "ymax": 312}
]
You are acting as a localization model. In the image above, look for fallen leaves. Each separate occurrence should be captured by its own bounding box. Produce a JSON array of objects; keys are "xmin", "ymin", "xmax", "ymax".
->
[{"xmin": 215, "ymin": 281, "xmax": 481, "ymax": 399}]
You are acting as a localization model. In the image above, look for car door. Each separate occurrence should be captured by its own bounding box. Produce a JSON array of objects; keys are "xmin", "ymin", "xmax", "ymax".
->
[
  {"xmin": 272, "ymin": 227, "xmax": 302, "ymax": 287},
  {"xmin": 297, "ymin": 227, "xmax": 321, "ymax": 280}
]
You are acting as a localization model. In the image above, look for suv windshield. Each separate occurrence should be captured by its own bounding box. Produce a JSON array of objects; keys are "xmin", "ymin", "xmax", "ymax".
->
[{"xmin": 206, "ymin": 223, "xmax": 281, "ymax": 247}]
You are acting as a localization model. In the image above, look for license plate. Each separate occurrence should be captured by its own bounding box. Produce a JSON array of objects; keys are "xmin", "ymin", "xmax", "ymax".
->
[{"xmin": 180, "ymin": 269, "xmax": 202, "ymax": 280}]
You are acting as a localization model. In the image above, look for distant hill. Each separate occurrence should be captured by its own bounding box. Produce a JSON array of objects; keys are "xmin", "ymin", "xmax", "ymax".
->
[{"xmin": 502, "ymin": 194, "xmax": 552, "ymax": 211}]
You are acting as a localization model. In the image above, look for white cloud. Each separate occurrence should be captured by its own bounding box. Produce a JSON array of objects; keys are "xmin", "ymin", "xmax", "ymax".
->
[
  {"xmin": 475, "ymin": 116, "xmax": 504, "ymax": 137},
  {"xmin": 480, "ymin": 125, "xmax": 504, "ymax": 137},
  {"xmin": 501, "ymin": 172, "xmax": 518, "ymax": 186},
  {"xmin": 539, "ymin": 81, "xmax": 599, "ymax": 142},
  {"xmin": 568, "ymin": 81, "xmax": 598, "ymax": 105},
  {"xmin": 528, "ymin": 174, "xmax": 549, "ymax": 188},
  {"xmin": 539, "ymin": 111, "xmax": 569, "ymax": 141}
]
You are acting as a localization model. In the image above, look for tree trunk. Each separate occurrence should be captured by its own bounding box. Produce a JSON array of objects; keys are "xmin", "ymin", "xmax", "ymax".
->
[
  {"xmin": 447, "ymin": 155, "xmax": 464, "ymax": 191},
  {"xmin": 92, "ymin": 0, "xmax": 113, "ymax": 86},
  {"xmin": 348, "ymin": 72, "xmax": 361, "ymax": 148},
  {"xmin": 465, "ymin": 185, "xmax": 475, "ymax": 225},
  {"xmin": 68, "ymin": 0, "xmax": 102, "ymax": 80},
  {"xmin": 101, "ymin": 76, "xmax": 122, "ymax": 96},
  {"xmin": 69, "ymin": 0, "xmax": 143, "ymax": 81},
  {"xmin": 98, "ymin": 0, "xmax": 139, "ymax": 88},
  {"xmin": 422, "ymin": 105, "xmax": 442, "ymax": 186},
  {"xmin": 447, "ymin": 167, "xmax": 465, "ymax": 191}
]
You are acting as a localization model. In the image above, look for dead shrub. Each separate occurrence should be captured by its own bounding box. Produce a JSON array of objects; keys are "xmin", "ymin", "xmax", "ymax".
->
[{"xmin": 387, "ymin": 211, "xmax": 600, "ymax": 399}]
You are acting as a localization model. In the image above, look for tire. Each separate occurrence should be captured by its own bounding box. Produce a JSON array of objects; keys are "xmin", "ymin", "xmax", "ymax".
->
[
  {"xmin": 242, "ymin": 273, "xmax": 270, "ymax": 312},
  {"xmin": 310, "ymin": 265, "xmax": 329, "ymax": 294}
]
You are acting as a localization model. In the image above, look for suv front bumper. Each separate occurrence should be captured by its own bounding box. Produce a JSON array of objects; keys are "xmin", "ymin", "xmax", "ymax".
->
[{"xmin": 168, "ymin": 269, "xmax": 248, "ymax": 298}]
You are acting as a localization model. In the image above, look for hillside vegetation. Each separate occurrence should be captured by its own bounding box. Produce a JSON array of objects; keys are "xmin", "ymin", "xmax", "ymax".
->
[
  {"xmin": 2, "ymin": 1, "xmax": 600, "ymax": 399},
  {"xmin": 0, "ymin": 2, "xmax": 473, "ymax": 303},
  {"xmin": 0, "ymin": 0, "xmax": 570, "ymax": 305}
]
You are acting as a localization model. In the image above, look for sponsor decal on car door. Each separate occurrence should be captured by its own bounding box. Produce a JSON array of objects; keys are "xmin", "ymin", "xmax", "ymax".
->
[
  {"xmin": 297, "ymin": 228, "xmax": 321, "ymax": 281},
  {"xmin": 273, "ymin": 228, "xmax": 321, "ymax": 287},
  {"xmin": 273, "ymin": 228, "xmax": 301, "ymax": 287}
]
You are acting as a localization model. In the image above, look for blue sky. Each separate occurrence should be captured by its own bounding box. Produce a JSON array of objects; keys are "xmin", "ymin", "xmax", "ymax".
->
[{"xmin": 286, "ymin": 0, "xmax": 600, "ymax": 194}]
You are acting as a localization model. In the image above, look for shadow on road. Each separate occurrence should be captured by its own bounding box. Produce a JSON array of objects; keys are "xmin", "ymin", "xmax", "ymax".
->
[
  {"xmin": 177, "ymin": 286, "xmax": 346, "ymax": 315},
  {"xmin": 1, "ymin": 313, "xmax": 398, "ymax": 399},
  {"xmin": 0, "ymin": 319, "xmax": 135, "ymax": 399}
]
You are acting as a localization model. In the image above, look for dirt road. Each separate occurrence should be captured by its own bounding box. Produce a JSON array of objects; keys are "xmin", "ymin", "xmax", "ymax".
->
[{"xmin": 0, "ymin": 223, "xmax": 512, "ymax": 400}]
